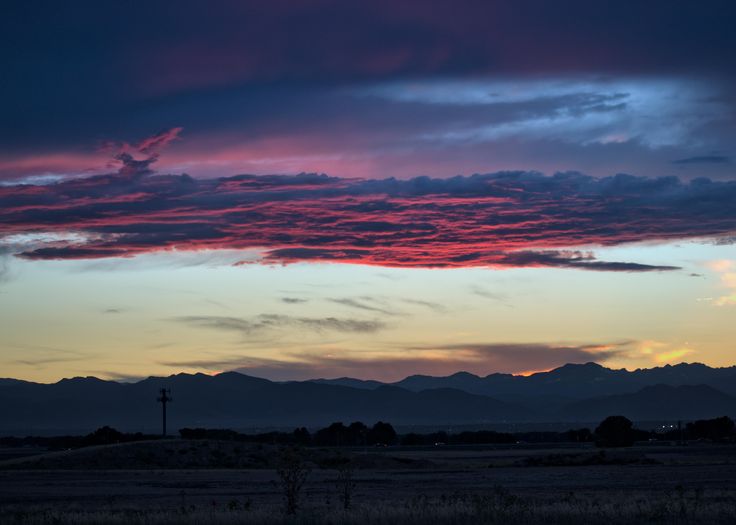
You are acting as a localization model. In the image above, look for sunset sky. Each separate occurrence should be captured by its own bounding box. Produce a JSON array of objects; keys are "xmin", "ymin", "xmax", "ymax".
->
[{"xmin": 1, "ymin": 1, "xmax": 734, "ymax": 383}]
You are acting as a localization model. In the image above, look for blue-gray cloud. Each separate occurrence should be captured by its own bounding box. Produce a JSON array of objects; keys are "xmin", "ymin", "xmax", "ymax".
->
[{"xmin": 673, "ymin": 155, "xmax": 731, "ymax": 165}]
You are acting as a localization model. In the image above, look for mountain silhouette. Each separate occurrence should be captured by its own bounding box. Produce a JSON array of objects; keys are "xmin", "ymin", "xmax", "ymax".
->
[
  {"xmin": 365, "ymin": 362, "xmax": 736, "ymax": 401},
  {"xmin": 308, "ymin": 377, "xmax": 385, "ymax": 390},
  {"xmin": 0, "ymin": 372, "xmax": 528, "ymax": 434},
  {"xmin": 559, "ymin": 384, "xmax": 736, "ymax": 421},
  {"xmin": 2, "ymin": 362, "xmax": 735, "ymax": 434}
]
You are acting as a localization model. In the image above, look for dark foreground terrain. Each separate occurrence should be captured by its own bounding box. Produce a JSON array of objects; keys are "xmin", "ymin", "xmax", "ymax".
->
[{"xmin": 2, "ymin": 441, "xmax": 736, "ymax": 524}]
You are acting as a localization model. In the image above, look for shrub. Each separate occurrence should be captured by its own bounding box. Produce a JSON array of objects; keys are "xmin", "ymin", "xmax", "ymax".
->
[
  {"xmin": 335, "ymin": 458, "xmax": 356, "ymax": 510},
  {"xmin": 276, "ymin": 447, "xmax": 310, "ymax": 515}
]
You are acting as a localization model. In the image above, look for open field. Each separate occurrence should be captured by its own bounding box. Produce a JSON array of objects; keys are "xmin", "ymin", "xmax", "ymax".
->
[{"xmin": 2, "ymin": 441, "xmax": 736, "ymax": 523}]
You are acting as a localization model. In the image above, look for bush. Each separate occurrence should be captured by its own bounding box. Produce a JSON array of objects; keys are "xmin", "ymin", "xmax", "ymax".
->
[
  {"xmin": 276, "ymin": 447, "xmax": 310, "ymax": 515},
  {"xmin": 334, "ymin": 458, "xmax": 356, "ymax": 510}
]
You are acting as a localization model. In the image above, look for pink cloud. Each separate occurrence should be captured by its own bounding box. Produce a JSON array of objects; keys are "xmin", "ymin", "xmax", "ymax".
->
[{"xmin": 1, "ymin": 167, "xmax": 733, "ymax": 271}]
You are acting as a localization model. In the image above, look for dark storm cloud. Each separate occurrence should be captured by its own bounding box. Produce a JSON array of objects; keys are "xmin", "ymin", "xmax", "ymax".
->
[
  {"xmin": 1, "ymin": 169, "xmax": 734, "ymax": 270},
  {"xmin": 112, "ymin": 153, "xmax": 158, "ymax": 179},
  {"xmin": 2, "ymin": 0, "xmax": 735, "ymax": 153},
  {"xmin": 491, "ymin": 251, "xmax": 679, "ymax": 272}
]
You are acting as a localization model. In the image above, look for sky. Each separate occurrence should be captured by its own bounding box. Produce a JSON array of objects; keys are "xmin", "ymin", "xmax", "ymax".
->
[{"xmin": 0, "ymin": 0, "xmax": 735, "ymax": 383}]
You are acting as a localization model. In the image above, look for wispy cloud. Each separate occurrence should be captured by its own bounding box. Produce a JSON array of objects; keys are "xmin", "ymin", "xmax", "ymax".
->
[
  {"xmin": 13, "ymin": 355, "xmax": 87, "ymax": 367},
  {"xmin": 158, "ymin": 340, "xmax": 628, "ymax": 381},
  {"xmin": 281, "ymin": 297, "xmax": 309, "ymax": 304},
  {"xmin": 86, "ymin": 371, "xmax": 147, "ymax": 383},
  {"xmin": 6, "ymin": 343, "xmax": 90, "ymax": 369},
  {"xmin": 673, "ymin": 155, "xmax": 730, "ymax": 165},
  {"xmin": 400, "ymin": 298, "xmax": 446, "ymax": 313},
  {"xmin": 102, "ymin": 127, "xmax": 183, "ymax": 178},
  {"xmin": 402, "ymin": 342, "xmax": 627, "ymax": 374},
  {"xmin": 172, "ymin": 314, "xmax": 386, "ymax": 335},
  {"xmin": 470, "ymin": 285, "xmax": 510, "ymax": 305},
  {"xmin": 328, "ymin": 297, "xmax": 397, "ymax": 315}
]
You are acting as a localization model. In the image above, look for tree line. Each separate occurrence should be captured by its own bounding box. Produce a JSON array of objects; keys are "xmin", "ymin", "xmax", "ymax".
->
[{"xmin": 2, "ymin": 415, "xmax": 734, "ymax": 450}]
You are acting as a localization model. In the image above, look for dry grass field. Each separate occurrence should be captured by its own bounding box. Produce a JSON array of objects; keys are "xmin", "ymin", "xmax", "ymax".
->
[{"xmin": 2, "ymin": 441, "xmax": 736, "ymax": 523}]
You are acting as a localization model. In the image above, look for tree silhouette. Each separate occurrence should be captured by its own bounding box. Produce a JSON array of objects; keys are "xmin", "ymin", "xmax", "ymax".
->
[
  {"xmin": 595, "ymin": 415, "xmax": 635, "ymax": 447},
  {"xmin": 367, "ymin": 421, "xmax": 397, "ymax": 445},
  {"xmin": 313, "ymin": 421, "xmax": 369, "ymax": 446},
  {"xmin": 687, "ymin": 416, "xmax": 735, "ymax": 441},
  {"xmin": 86, "ymin": 426, "xmax": 123, "ymax": 445},
  {"xmin": 292, "ymin": 427, "xmax": 311, "ymax": 445}
]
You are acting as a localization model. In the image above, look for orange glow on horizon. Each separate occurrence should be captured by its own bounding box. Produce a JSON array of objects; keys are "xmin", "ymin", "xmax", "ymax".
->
[{"xmin": 515, "ymin": 368, "xmax": 553, "ymax": 377}]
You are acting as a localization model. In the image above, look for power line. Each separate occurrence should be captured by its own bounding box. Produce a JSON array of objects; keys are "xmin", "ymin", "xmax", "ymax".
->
[{"xmin": 157, "ymin": 388, "xmax": 172, "ymax": 437}]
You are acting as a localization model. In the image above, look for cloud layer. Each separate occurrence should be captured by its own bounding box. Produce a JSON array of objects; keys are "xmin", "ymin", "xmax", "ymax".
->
[
  {"xmin": 3, "ymin": 3, "xmax": 736, "ymax": 181},
  {"xmin": 160, "ymin": 341, "xmax": 626, "ymax": 381},
  {"xmin": 1, "ymin": 166, "xmax": 734, "ymax": 270}
]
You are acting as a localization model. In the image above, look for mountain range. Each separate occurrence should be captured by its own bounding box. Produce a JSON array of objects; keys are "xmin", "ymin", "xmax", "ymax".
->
[{"xmin": 1, "ymin": 362, "xmax": 735, "ymax": 435}]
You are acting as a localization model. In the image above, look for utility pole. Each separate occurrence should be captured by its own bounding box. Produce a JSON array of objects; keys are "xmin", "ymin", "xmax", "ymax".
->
[{"xmin": 157, "ymin": 388, "xmax": 172, "ymax": 437}]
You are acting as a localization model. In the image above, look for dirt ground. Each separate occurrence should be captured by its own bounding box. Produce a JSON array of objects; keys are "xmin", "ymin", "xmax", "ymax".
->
[{"xmin": 2, "ymin": 442, "xmax": 736, "ymax": 523}]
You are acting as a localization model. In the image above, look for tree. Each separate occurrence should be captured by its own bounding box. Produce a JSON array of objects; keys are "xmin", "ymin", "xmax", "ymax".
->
[
  {"xmin": 566, "ymin": 428, "xmax": 593, "ymax": 443},
  {"xmin": 86, "ymin": 426, "xmax": 123, "ymax": 445},
  {"xmin": 400, "ymin": 432, "xmax": 425, "ymax": 446},
  {"xmin": 595, "ymin": 415, "xmax": 635, "ymax": 447},
  {"xmin": 347, "ymin": 421, "xmax": 368, "ymax": 446},
  {"xmin": 293, "ymin": 427, "xmax": 311, "ymax": 445},
  {"xmin": 313, "ymin": 421, "xmax": 369, "ymax": 446},
  {"xmin": 687, "ymin": 416, "xmax": 736, "ymax": 441},
  {"xmin": 367, "ymin": 421, "xmax": 397, "ymax": 445},
  {"xmin": 314, "ymin": 422, "xmax": 347, "ymax": 446}
]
